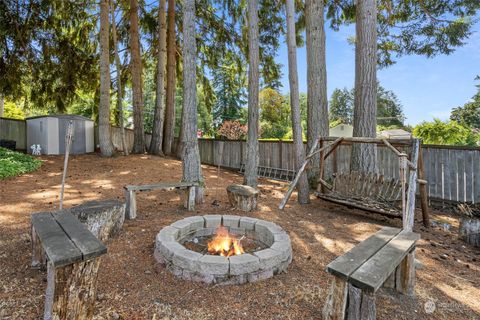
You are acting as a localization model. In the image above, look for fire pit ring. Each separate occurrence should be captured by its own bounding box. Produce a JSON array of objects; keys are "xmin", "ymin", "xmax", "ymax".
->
[{"xmin": 154, "ymin": 215, "xmax": 292, "ymax": 285}]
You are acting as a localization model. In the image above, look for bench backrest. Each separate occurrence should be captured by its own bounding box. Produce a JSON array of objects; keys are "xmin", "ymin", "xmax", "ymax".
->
[
  {"xmin": 332, "ymin": 171, "xmax": 402, "ymax": 202},
  {"xmin": 31, "ymin": 211, "xmax": 107, "ymax": 268},
  {"xmin": 326, "ymin": 227, "xmax": 419, "ymax": 293}
]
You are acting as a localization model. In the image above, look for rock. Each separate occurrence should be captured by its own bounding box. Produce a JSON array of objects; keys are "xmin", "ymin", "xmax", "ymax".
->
[
  {"xmin": 440, "ymin": 254, "xmax": 448, "ymax": 260},
  {"xmin": 97, "ymin": 293, "xmax": 105, "ymax": 301},
  {"xmin": 111, "ymin": 311, "xmax": 120, "ymax": 320}
]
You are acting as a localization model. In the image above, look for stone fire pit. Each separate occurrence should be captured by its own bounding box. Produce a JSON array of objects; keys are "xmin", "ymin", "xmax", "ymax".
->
[{"xmin": 154, "ymin": 215, "xmax": 292, "ymax": 284}]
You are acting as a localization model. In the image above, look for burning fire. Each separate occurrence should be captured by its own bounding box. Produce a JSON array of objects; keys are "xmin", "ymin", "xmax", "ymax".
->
[{"xmin": 207, "ymin": 226, "xmax": 245, "ymax": 257}]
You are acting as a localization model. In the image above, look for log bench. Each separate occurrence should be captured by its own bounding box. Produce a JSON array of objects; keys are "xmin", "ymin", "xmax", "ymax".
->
[
  {"xmin": 31, "ymin": 211, "xmax": 107, "ymax": 320},
  {"xmin": 226, "ymin": 184, "xmax": 260, "ymax": 212},
  {"xmin": 124, "ymin": 181, "xmax": 199, "ymax": 219},
  {"xmin": 323, "ymin": 227, "xmax": 420, "ymax": 320}
]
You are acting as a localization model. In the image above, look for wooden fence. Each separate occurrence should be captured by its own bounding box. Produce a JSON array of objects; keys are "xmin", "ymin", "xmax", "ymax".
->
[
  {"xmin": 0, "ymin": 118, "xmax": 26, "ymax": 150},
  {"xmin": 194, "ymin": 138, "xmax": 480, "ymax": 204},
  {"xmin": 1, "ymin": 117, "xmax": 479, "ymax": 203}
]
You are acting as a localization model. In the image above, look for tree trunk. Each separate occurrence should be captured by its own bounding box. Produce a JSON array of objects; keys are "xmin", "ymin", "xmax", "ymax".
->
[
  {"xmin": 130, "ymin": 0, "xmax": 145, "ymax": 154},
  {"xmin": 98, "ymin": 0, "xmax": 115, "ymax": 157},
  {"xmin": 351, "ymin": 0, "xmax": 378, "ymax": 173},
  {"xmin": 149, "ymin": 0, "xmax": 167, "ymax": 155},
  {"xmin": 181, "ymin": 0, "xmax": 204, "ymax": 203},
  {"xmin": 243, "ymin": 0, "xmax": 260, "ymax": 188},
  {"xmin": 163, "ymin": 0, "xmax": 176, "ymax": 155},
  {"xmin": 285, "ymin": 0, "xmax": 310, "ymax": 204},
  {"xmin": 111, "ymin": 0, "xmax": 128, "ymax": 155},
  {"xmin": 305, "ymin": 0, "xmax": 328, "ymax": 186},
  {"xmin": 0, "ymin": 94, "xmax": 4, "ymax": 117}
]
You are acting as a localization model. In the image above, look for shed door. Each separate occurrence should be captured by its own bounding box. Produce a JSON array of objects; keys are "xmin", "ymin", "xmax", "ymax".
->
[{"xmin": 59, "ymin": 119, "xmax": 86, "ymax": 154}]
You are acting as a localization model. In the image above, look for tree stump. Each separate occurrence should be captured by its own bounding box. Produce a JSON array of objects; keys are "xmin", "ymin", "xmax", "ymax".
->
[
  {"xmin": 226, "ymin": 184, "xmax": 260, "ymax": 212},
  {"xmin": 69, "ymin": 200, "xmax": 125, "ymax": 242},
  {"xmin": 44, "ymin": 259, "xmax": 102, "ymax": 320},
  {"xmin": 459, "ymin": 216, "xmax": 480, "ymax": 247}
]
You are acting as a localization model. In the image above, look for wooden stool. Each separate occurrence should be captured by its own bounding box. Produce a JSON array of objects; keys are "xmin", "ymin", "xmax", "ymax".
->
[
  {"xmin": 31, "ymin": 211, "xmax": 107, "ymax": 320},
  {"xmin": 323, "ymin": 227, "xmax": 419, "ymax": 320},
  {"xmin": 226, "ymin": 184, "xmax": 260, "ymax": 212}
]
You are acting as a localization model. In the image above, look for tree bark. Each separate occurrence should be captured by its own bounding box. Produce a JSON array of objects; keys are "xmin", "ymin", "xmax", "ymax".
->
[
  {"xmin": 181, "ymin": 0, "xmax": 204, "ymax": 203},
  {"xmin": 98, "ymin": 0, "xmax": 115, "ymax": 157},
  {"xmin": 305, "ymin": 0, "xmax": 328, "ymax": 186},
  {"xmin": 351, "ymin": 0, "xmax": 378, "ymax": 173},
  {"xmin": 130, "ymin": 0, "xmax": 145, "ymax": 154},
  {"xmin": 163, "ymin": 0, "xmax": 176, "ymax": 155},
  {"xmin": 111, "ymin": 0, "xmax": 128, "ymax": 155},
  {"xmin": 285, "ymin": 0, "xmax": 310, "ymax": 204},
  {"xmin": 243, "ymin": 0, "xmax": 260, "ymax": 188},
  {"xmin": 149, "ymin": 0, "xmax": 167, "ymax": 155}
]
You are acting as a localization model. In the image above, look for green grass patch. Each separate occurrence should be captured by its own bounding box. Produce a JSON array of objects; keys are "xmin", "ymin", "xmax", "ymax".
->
[{"xmin": 0, "ymin": 147, "xmax": 42, "ymax": 179}]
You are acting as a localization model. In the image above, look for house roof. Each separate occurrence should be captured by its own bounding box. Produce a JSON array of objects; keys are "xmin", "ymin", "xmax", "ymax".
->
[{"xmin": 26, "ymin": 114, "xmax": 94, "ymax": 122}]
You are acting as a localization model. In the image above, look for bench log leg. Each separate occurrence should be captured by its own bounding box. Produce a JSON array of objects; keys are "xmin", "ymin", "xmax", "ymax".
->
[
  {"xmin": 31, "ymin": 225, "xmax": 46, "ymax": 269},
  {"xmin": 44, "ymin": 259, "xmax": 102, "ymax": 320},
  {"xmin": 347, "ymin": 284, "xmax": 362, "ymax": 320},
  {"xmin": 395, "ymin": 249, "xmax": 416, "ymax": 296},
  {"xmin": 124, "ymin": 189, "xmax": 137, "ymax": 220},
  {"xmin": 185, "ymin": 187, "xmax": 195, "ymax": 211},
  {"xmin": 360, "ymin": 290, "xmax": 376, "ymax": 320},
  {"xmin": 323, "ymin": 276, "xmax": 348, "ymax": 320},
  {"xmin": 383, "ymin": 271, "xmax": 396, "ymax": 289}
]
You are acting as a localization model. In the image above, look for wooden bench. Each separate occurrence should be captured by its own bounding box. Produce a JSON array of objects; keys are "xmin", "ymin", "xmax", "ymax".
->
[
  {"xmin": 226, "ymin": 184, "xmax": 260, "ymax": 212},
  {"xmin": 124, "ymin": 181, "xmax": 199, "ymax": 219},
  {"xmin": 316, "ymin": 171, "xmax": 403, "ymax": 218},
  {"xmin": 31, "ymin": 211, "xmax": 107, "ymax": 320},
  {"xmin": 323, "ymin": 227, "xmax": 420, "ymax": 320}
]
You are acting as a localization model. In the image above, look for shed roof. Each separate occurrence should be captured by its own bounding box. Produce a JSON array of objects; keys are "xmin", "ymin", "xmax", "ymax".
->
[{"xmin": 26, "ymin": 114, "xmax": 93, "ymax": 122}]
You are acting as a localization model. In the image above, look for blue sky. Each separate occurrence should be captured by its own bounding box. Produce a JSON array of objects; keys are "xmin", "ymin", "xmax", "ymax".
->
[{"xmin": 275, "ymin": 21, "xmax": 480, "ymax": 126}]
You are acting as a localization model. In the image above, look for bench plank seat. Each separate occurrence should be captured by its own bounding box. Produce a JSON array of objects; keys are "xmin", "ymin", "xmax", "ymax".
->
[
  {"xmin": 124, "ymin": 181, "xmax": 199, "ymax": 219},
  {"xmin": 31, "ymin": 212, "xmax": 83, "ymax": 268},
  {"xmin": 326, "ymin": 227, "xmax": 401, "ymax": 280},
  {"xmin": 324, "ymin": 227, "xmax": 420, "ymax": 320},
  {"xmin": 124, "ymin": 181, "xmax": 198, "ymax": 192},
  {"xmin": 350, "ymin": 231, "xmax": 420, "ymax": 292},
  {"xmin": 53, "ymin": 211, "xmax": 107, "ymax": 261}
]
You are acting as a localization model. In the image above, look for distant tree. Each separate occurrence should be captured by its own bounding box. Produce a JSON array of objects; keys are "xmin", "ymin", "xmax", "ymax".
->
[
  {"xmin": 130, "ymin": 0, "xmax": 145, "ymax": 154},
  {"xmin": 149, "ymin": 0, "xmax": 168, "ymax": 155},
  {"xmin": 211, "ymin": 53, "xmax": 247, "ymax": 127},
  {"xmin": 305, "ymin": 0, "xmax": 329, "ymax": 185},
  {"xmin": 181, "ymin": 0, "xmax": 204, "ymax": 203},
  {"xmin": 3, "ymin": 101, "xmax": 25, "ymax": 120},
  {"xmin": 329, "ymin": 85, "xmax": 404, "ymax": 127},
  {"xmin": 162, "ymin": 0, "xmax": 176, "ymax": 155},
  {"xmin": 376, "ymin": 86, "xmax": 405, "ymax": 127},
  {"xmin": 286, "ymin": 0, "xmax": 309, "ymax": 203},
  {"xmin": 351, "ymin": 0, "xmax": 378, "ymax": 173},
  {"xmin": 259, "ymin": 88, "xmax": 290, "ymax": 139},
  {"xmin": 244, "ymin": 0, "xmax": 260, "ymax": 188},
  {"xmin": 327, "ymin": 0, "xmax": 480, "ymax": 67},
  {"xmin": 329, "ymin": 88, "xmax": 354, "ymax": 125},
  {"xmin": 98, "ymin": 0, "xmax": 115, "ymax": 157},
  {"xmin": 413, "ymin": 119, "xmax": 477, "ymax": 146},
  {"xmin": 111, "ymin": 0, "xmax": 128, "ymax": 155},
  {"xmin": 450, "ymin": 82, "xmax": 480, "ymax": 129}
]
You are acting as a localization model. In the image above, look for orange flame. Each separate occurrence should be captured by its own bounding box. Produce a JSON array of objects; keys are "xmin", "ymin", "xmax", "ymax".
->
[{"xmin": 207, "ymin": 226, "xmax": 245, "ymax": 257}]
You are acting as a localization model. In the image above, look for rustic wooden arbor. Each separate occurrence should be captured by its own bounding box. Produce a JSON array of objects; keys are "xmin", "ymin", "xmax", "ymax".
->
[{"xmin": 280, "ymin": 137, "xmax": 429, "ymax": 228}]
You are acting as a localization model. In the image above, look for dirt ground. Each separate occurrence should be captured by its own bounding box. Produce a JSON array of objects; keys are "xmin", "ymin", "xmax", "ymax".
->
[{"xmin": 0, "ymin": 154, "xmax": 479, "ymax": 320}]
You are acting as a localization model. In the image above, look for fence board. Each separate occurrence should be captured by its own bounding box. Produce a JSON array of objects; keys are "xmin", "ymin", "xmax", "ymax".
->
[{"xmin": 0, "ymin": 118, "xmax": 26, "ymax": 150}]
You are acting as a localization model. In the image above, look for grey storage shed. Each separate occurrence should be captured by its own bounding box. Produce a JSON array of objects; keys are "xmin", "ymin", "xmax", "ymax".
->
[{"xmin": 26, "ymin": 115, "xmax": 94, "ymax": 155}]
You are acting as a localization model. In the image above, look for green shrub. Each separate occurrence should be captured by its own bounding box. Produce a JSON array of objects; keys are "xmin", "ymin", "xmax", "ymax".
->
[{"xmin": 0, "ymin": 147, "xmax": 41, "ymax": 179}]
